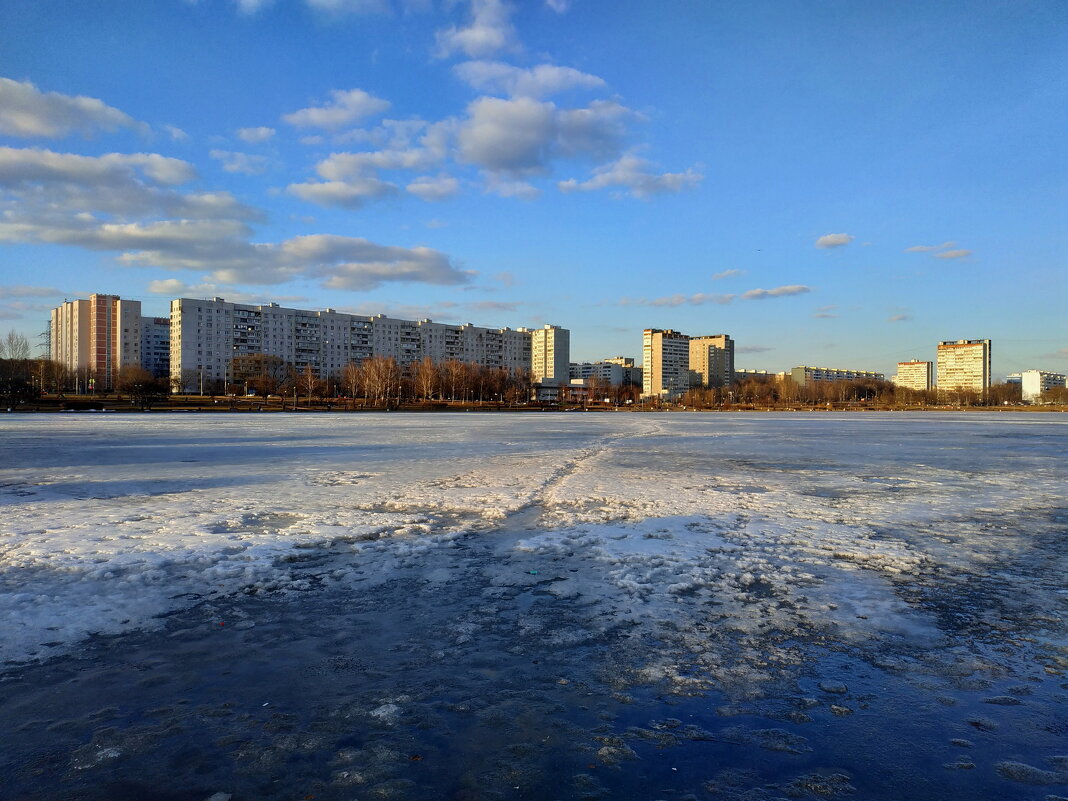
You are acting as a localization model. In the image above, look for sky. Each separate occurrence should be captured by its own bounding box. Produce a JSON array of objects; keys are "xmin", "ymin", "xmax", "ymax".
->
[{"xmin": 0, "ymin": 0, "xmax": 1064, "ymax": 378}]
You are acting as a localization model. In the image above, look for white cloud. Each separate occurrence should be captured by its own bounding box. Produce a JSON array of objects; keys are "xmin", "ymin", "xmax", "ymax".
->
[
  {"xmin": 406, "ymin": 174, "xmax": 461, "ymax": 201},
  {"xmin": 558, "ymin": 153, "xmax": 701, "ymax": 198},
  {"xmin": 164, "ymin": 124, "xmax": 189, "ymax": 142},
  {"xmin": 620, "ymin": 292, "xmax": 734, "ymax": 307},
  {"xmin": 234, "ymin": 0, "xmax": 273, "ymax": 13},
  {"xmin": 905, "ymin": 241, "xmax": 954, "ymax": 252},
  {"xmin": 279, "ymin": 235, "xmax": 473, "ymax": 290},
  {"xmin": 282, "ymin": 89, "xmax": 390, "ymax": 130},
  {"xmin": 435, "ymin": 0, "xmax": 519, "ymax": 59},
  {"xmin": 815, "ymin": 233, "xmax": 853, "ymax": 249},
  {"xmin": 0, "ymin": 146, "xmax": 255, "ymax": 221},
  {"xmin": 287, "ymin": 177, "xmax": 399, "ymax": 208},
  {"xmin": 236, "ymin": 126, "xmax": 276, "ymax": 143},
  {"xmin": 712, "ymin": 269, "xmax": 743, "ymax": 281},
  {"xmin": 305, "ymin": 0, "xmax": 390, "ymax": 13},
  {"xmin": 887, "ymin": 313, "xmax": 912, "ymax": 322},
  {"xmin": 453, "ymin": 61, "xmax": 605, "ymax": 98},
  {"xmin": 935, "ymin": 249, "xmax": 972, "ymax": 260},
  {"xmin": 483, "ymin": 174, "xmax": 539, "ymax": 198},
  {"xmin": 457, "ymin": 97, "xmax": 637, "ymax": 177},
  {"xmin": 740, "ymin": 285, "xmax": 811, "ymax": 300},
  {"xmin": 209, "ymin": 149, "xmax": 270, "ymax": 175},
  {"xmin": 457, "ymin": 96, "xmax": 556, "ymax": 173},
  {"xmin": 545, "ymin": 0, "xmax": 570, "ymax": 11},
  {"xmin": 0, "ymin": 77, "xmax": 147, "ymax": 139},
  {"xmin": 0, "ymin": 285, "xmax": 62, "ymax": 298}
]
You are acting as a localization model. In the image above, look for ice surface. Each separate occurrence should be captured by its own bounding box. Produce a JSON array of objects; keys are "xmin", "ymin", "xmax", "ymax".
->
[{"xmin": 1, "ymin": 412, "xmax": 1066, "ymax": 799}]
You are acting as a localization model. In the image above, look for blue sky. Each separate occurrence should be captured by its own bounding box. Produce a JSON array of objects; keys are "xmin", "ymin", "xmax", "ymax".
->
[{"xmin": 0, "ymin": 0, "xmax": 1064, "ymax": 377}]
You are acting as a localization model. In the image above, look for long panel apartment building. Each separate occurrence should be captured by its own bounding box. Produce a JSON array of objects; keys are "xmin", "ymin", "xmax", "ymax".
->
[
  {"xmin": 169, "ymin": 297, "xmax": 547, "ymax": 393},
  {"xmin": 789, "ymin": 366, "xmax": 885, "ymax": 386},
  {"xmin": 689, "ymin": 334, "xmax": 735, "ymax": 388}
]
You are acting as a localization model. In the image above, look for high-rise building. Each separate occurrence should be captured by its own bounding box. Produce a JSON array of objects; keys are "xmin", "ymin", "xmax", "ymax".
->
[
  {"xmin": 688, "ymin": 334, "xmax": 734, "ymax": 388},
  {"xmin": 642, "ymin": 329, "xmax": 690, "ymax": 398},
  {"xmin": 50, "ymin": 294, "xmax": 153, "ymax": 390},
  {"xmin": 893, "ymin": 360, "xmax": 932, "ymax": 392},
  {"xmin": 936, "ymin": 339, "xmax": 991, "ymax": 394},
  {"xmin": 169, "ymin": 297, "xmax": 542, "ymax": 393},
  {"xmin": 524, "ymin": 324, "xmax": 570, "ymax": 386}
]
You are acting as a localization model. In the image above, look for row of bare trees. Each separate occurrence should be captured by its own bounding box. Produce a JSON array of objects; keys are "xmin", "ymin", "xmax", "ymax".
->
[
  {"xmin": 228, "ymin": 354, "xmax": 536, "ymax": 406},
  {"xmin": 681, "ymin": 376, "xmax": 1027, "ymax": 408}
]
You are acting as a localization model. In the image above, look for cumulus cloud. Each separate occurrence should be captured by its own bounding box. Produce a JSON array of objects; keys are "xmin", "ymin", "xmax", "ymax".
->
[
  {"xmin": 282, "ymin": 89, "xmax": 390, "ymax": 130},
  {"xmin": 164, "ymin": 125, "xmax": 189, "ymax": 141},
  {"xmin": 279, "ymin": 235, "xmax": 472, "ymax": 290},
  {"xmin": 0, "ymin": 143, "xmax": 465, "ymax": 292},
  {"xmin": 712, "ymin": 269, "xmax": 743, "ymax": 281},
  {"xmin": 0, "ymin": 77, "xmax": 147, "ymax": 139},
  {"xmin": 545, "ymin": 0, "xmax": 570, "ymax": 11},
  {"xmin": 435, "ymin": 0, "xmax": 519, "ymax": 59},
  {"xmin": 453, "ymin": 61, "xmax": 605, "ymax": 98},
  {"xmin": 0, "ymin": 146, "xmax": 255, "ymax": 220},
  {"xmin": 456, "ymin": 96, "xmax": 641, "ymax": 179},
  {"xmin": 305, "ymin": 0, "xmax": 391, "ymax": 13},
  {"xmin": 457, "ymin": 96, "xmax": 556, "ymax": 173},
  {"xmin": 287, "ymin": 177, "xmax": 399, "ymax": 208},
  {"xmin": 559, "ymin": 153, "xmax": 701, "ymax": 198},
  {"xmin": 209, "ymin": 149, "xmax": 270, "ymax": 175},
  {"xmin": 288, "ymin": 132, "xmax": 451, "ymax": 208},
  {"xmin": 815, "ymin": 233, "xmax": 854, "ymax": 249},
  {"xmin": 236, "ymin": 126, "xmax": 275, "ymax": 143},
  {"xmin": 905, "ymin": 241, "xmax": 955, "ymax": 252},
  {"xmin": 935, "ymin": 249, "xmax": 972, "ymax": 260},
  {"xmin": 741, "ymin": 285, "xmax": 811, "ymax": 300},
  {"xmin": 406, "ymin": 174, "xmax": 461, "ymax": 201}
]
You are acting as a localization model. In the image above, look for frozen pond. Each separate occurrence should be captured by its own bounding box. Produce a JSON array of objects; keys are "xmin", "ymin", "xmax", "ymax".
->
[{"xmin": 1, "ymin": 412, "xmax": 1066, "ymax": 800}]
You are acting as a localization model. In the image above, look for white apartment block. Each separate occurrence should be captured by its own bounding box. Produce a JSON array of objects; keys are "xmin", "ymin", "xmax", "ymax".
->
[
  {"xmin": 689, "ymin": 334, "xmax": 735, "ymax": 388},
  {"xmin": 170, "ymin": 297, "xmax": 540, "ymax": 393},
  {"xmin": 1017, "ymin": 369, "xmax": 1067, "ymax": 402},
  {"xmin": 525, "ymin": 324, "xmax": 570, "ymax": 386},
  {"xmin": 571, "ymin": 356, "xmax": 642, "ymax": 387},
  {"xmin": 936, "ymin": 339, "xmax": 991, "ymax": 393},
  {"xmin": 50, "ymin": 294, "xmax": 161, "ymax": 390},
  {"xmin": 643, "ymin": 329, "xmax": 690, "ymax": 398},
  {"xmin": 789, "ymin": 366, "xmax": 885, "ymax": 386},
  {"xmin": 893, "ymin": 360, "xmax": 932, "ymax": 392}
]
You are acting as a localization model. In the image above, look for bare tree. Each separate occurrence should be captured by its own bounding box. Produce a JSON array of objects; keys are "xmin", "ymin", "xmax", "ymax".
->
[
  {"xmin": 3, "ymin": 330, "xmax": 31, "ymax": 361},
  {"xmin": 116, "ymin": 365, "xmax": 167, "ymax": 410},
  {"xmin": 411, "ymin": 356, "xmax": 439, "ymax": 401}
]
